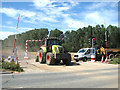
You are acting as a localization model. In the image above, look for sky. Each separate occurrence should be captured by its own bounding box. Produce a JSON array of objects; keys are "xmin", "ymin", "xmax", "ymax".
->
[{"xmin": 0, "ymin": 0, "xmax": 118, "ymax": 40}]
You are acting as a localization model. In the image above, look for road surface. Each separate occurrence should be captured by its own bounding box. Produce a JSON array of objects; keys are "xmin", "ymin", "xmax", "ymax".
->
[{"xmin": 2, "ymin": 66, "xmax": 118, "ymax": 88}]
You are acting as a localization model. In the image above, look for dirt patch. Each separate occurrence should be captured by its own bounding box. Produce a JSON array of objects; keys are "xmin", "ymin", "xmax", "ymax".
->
[
  {"xmin": 2, "ymin": 49, "xmax": 118, "ymax": 74},
  {"xmin": 17, "ymin": 58, "xmax": 118, "ymax": 74},
  {"xmin": 70, "ymin": 53, "xmax": 75, "ymax": 61}
]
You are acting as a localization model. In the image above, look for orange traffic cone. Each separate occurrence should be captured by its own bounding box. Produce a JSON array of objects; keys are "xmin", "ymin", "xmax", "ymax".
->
[{"xmin": 101, "ymin": 55, "xmax": 104, "ymax": 63}]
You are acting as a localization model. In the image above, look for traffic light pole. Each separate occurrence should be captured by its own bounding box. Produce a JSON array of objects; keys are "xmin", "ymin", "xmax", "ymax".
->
[
  {"xmin": 92, "ymin": 38, "xmax": 96, "ymax": 48},
  {"xmin": 88, "ymin": 38, "xmax": 96, "ymax": 48}
]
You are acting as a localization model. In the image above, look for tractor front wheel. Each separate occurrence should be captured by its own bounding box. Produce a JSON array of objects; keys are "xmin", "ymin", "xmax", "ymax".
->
[{"xmin": 46, "ymin": 53, "xmax": 55, "ymax": 65}]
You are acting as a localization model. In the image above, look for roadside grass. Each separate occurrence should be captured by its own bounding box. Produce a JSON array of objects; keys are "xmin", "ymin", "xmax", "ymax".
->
[
  {"xmin": 1, "ymin": 59, "xmax": 24, "ymax": 72},
  {"xmin": 108, "ymin": 56, "xmax": 120, "ymax": 64}
]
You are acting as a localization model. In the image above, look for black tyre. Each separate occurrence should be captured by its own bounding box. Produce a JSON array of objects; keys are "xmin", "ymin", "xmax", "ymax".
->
[
  {"xmin": 63, "ymin": 54, "xmax": 71, "ymax": 66},
  {"xmin": 55, "ymin": 59, "xmax": 61, "ymax": 64},
  {"xmin": 35, "ymin": 56, "xmax": 39, "ymax": 62},
  {"xmin": 109, "ymin": 54, "xmax": 114, "ymax": 59},
  {"xmin": 115, "ymin": 54, "xmax": 120, "ymax": 58},
  {"xmin": 46, "ymin": 53, "xmax": 55, "ymax": 65},
  {"xmin": 75, "ymin": 60, "xmax": 79, "ymax": 62},
  {"xmin": 39, "ymin": 49, "xmax": 44, "ymax": 63},
  {"xmin": 83, "ymin": 58, "xmax": 87, "ymax": 62}
]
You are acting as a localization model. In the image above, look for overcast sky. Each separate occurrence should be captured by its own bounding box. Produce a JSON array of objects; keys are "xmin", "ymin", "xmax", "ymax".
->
[{"xmin": 0, "ymin": 0, "xmax": 118, "ymax": 40}]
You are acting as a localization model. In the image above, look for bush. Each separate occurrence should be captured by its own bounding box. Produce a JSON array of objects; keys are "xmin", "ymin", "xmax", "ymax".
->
[
  {"xmin": 109, "ymin": 57, "xmax": 120, "ymax": 64},
  {"xmin": 2, "ymin": 61, "xmax": 24, "ymax": 72},
  {"xmin": 2, "ymin": 58, "xmax": 4, "ymax": 62}
]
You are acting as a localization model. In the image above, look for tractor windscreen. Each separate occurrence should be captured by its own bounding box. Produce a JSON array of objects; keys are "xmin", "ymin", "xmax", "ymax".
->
[{"xmin": 47, "ymin": 39, "xmax": 60, "ymax": 46}]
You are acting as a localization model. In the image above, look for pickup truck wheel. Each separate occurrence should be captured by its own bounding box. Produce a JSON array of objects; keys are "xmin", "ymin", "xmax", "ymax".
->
[
  {"xmin": 75, "ymin": 60, "xmax": 79, "ymax": 62},
  {"xmin": 83, "ymin": 58, "xmax": 87, "ymax": 62}
]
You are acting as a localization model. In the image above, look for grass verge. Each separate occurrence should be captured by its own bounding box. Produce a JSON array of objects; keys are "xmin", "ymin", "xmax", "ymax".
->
[
  {"xmin": 108, "ymin": 56, "xmax": 120, "ymax": 64},
  {"xmin": 1, "ymin": 60, "xmax": 24, "ymax": 72}
]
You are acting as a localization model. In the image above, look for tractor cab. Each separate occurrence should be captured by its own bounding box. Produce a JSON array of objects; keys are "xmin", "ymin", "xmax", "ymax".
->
[{"xmin": 45, "ymin": 38, "xmax": 60, "ymax": 52}]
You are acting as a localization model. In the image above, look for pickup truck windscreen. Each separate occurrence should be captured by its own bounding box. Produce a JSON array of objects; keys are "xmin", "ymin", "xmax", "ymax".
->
[{"xmin": 77, "ymin": 49, "xmax": 86, "ymax": 53}]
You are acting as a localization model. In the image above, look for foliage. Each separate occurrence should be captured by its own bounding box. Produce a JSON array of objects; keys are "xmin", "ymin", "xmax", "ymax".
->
[
  {"xmin": 50, "ymin": 28, "xmax": 63, "ymax": 38},
  {"xmin": 2, "ymin": 58, "xmax": 4, "ymax": 62},
  {"xmin": 2, "ymin": 25, "xmax": 120, "ymax": 52},
  {"xmin": 2, "ymin": 61, "xmax": 24, "ymax": 72},
  {"xmin": 2, "ymin": 28, "xmax": 49, "ymax": 52},
  {"xmin": 0, "ymin": 60, "xmax": 2, "ymax": 68},
  {"xmin": 63, "ymin": 25, "xmax": 120, "ymax": 52},
  {"xmin": 109, "ymin": 57, "xmax": 120, "ymax": 64}
]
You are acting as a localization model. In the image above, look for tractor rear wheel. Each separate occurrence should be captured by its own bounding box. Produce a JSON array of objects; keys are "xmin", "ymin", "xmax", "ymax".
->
[
  {"xmin": 55, "ymin": 59, "xmax": 61, "ymax": 64},
  {"xmin": 46, "ymin": 53, "xmax": 55, "ymax": 65},
  {"xmin": 63, "ymin": 54, "xmax": 71, "ymax": 66},
  {"xmin": 39, "ymin": 49, "xmax": 44, "ymax": 63}
]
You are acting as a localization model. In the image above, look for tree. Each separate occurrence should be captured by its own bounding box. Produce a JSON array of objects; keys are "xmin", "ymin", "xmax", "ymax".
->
[
  {"xmin": 3, "ymin": 25, "xmax": 119, "ymax": 53},
  {"xmin": 49, "ymin": 28, "xmax": 63, "ymax": 38}
]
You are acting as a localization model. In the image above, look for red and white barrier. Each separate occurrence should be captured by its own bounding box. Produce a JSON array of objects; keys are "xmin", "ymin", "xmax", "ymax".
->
[
  {"xmin": 91, "ymin": 55, "xmax": 95, "ymax": 62},
  {"xmin": 104, "ymin": 56, "xmax": 108, "ymax": 63},
  {"xmin": 24, "ymin": 52, "xmax": 29, "ymax": 59},
  {"xmin": 24, "ymin": 40, "xmax": 42, "ymax": 59},
  {"xmin": 101, "ymin": 55, "xmax": 104, "ymax": 63}
]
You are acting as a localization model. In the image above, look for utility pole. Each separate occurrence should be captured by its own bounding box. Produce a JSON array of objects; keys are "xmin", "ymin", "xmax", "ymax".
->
[
  {"xmin": 9, "ymin": 14, "xmax": 20, "ymax": 64},
  {"xmin": 13, "ymin": 14, "xmax": 20, "ymax": 55},
  {"xmin": 104, "ymin": 21, "xmax": 107, "ymax": 57},
  {"xmin": 90, "ymin": 26, "xmax": 93, "ymax": 48}
]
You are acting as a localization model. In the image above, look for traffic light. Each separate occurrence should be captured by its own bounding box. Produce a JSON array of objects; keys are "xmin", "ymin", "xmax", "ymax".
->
[
  {"xmin": 88, "ymin": 38, "xmax": 92, "ymax": 46},
  {"xmin": 93, "ymin": 38, "xmax": 97, "ymax": 45}
]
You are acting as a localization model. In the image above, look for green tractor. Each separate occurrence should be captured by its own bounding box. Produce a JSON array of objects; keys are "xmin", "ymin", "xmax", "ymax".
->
[{"xmin": 36, "ymin": 37, "xmax": 71, "ymax": 65}]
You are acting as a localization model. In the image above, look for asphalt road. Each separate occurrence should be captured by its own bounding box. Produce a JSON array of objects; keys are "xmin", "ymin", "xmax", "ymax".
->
[{"xmin": 2, "ymin": 67, "xmax": 118, "ymax": 88}]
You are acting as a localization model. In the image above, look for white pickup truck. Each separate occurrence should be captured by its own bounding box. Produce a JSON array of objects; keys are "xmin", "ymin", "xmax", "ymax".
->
[{"xmin": 73, "ymin": 48, "xmax": 96, "ymax": 62}]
